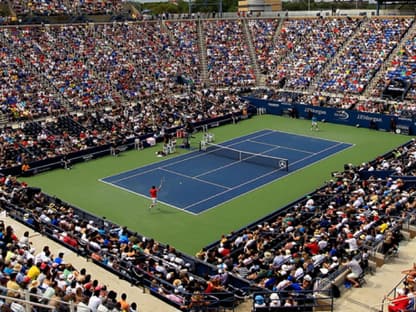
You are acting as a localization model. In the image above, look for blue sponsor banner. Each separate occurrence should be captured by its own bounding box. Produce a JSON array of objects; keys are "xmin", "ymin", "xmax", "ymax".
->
[
  {"xmin": 359, "ymin": 170, "xmax": 396, "ymax": 180},
  {"xmin": 243, "ymin": 97, "xmax": 415, "ymax": 135}
]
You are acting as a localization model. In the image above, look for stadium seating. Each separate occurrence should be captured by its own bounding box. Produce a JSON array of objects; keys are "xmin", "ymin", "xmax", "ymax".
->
[
  {"xmin": 316, "ymin": 18, "xmax": 413, "ymax": 94},
  {"xmin": 9, "ymin": 0, "xmax": 124, "ymax": 16},
  {"xmin": 204, "ymin": 139, "xmax": 416, "ymax": 308},
  {"xmin": 204, "ymin": 19, "xmax": 256, "ymax": 86},
  {"xmin": 1, "ymin": 12, "xmax": 416, "ymax": 311}
]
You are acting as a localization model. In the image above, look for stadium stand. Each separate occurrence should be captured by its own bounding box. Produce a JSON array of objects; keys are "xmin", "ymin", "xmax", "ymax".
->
[
  {"xmin": 316, "ymin": 18, "xmax": 413, "ymax": 94},
  {"xmin": 2, "ymin": 17, "xmax": 416, "ymax": 174},
  {"xmin": 1, "ymin": 6, "xmax": 416, "ymax": 311},
  {"xmin": 204, "ymin": 19, "xmax": 256, "ymax": 86},
  {"xmin": 9, "ymin": 0, "xmax": 124, "ymax": 16},
  {"xmin": 262, "ymin": 17, "xmax": 360, "ymax": 90}
]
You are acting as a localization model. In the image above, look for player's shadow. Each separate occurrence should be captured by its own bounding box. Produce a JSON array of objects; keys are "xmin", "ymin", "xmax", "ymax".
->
[{"xmin": 150, "ymin": 208, "xmax": 178, "ymax": 215}]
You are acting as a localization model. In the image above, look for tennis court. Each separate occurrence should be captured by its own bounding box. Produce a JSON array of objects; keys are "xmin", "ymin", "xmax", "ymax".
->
[{"xmin": 100, "ymin": 130, "xmax": 352, "ymax": 214}]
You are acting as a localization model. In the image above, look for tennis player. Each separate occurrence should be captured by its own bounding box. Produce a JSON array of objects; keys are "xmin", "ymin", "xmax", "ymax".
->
[
  {"xmin": 311, "ymin": 115, "xmax": 319, "ymax": 131},
  {"xmin": 149, "ymin": 184, "xmax": 161, "ymax": 210}
]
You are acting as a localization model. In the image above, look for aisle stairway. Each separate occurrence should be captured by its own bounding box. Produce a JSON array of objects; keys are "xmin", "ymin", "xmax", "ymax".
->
[
  {"xmin": 308, "ymin": 17, "xmax": 366, "ymax": 94},
  {"xmin": 197, "ymin": 19, "xmax": 209, "ymax": 85},
  {"xmin": 363, "ymin": 20, "xmax": 416, "ymax": 98},
  {"xmin": 334, "ymin": 233, "xmax": 416, "ymax": 312},
  {"xmin": 242, "ymin": 18, "xmax": 263, "ymax": 86}
]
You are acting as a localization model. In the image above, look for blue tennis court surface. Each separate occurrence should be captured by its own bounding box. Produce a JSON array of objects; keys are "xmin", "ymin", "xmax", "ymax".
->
[{"xmin": 100, "ymin": 130, "xmax": 352, "ymax": 215}]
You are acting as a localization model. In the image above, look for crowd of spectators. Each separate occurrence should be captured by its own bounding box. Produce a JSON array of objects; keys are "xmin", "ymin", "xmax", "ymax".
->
[
  {"xmin": 204, "ymin": 20, "xmax": 256, "ymax": 86},
  {"xmin": 0, "ymin": 216, "xmax": 140, "ymax": 312},
  {"xmin": 0, "ymin": 19, "xmax": 252, "ymax": 171},
  {"xmin": 246, "ymin": 17, "xmax": 415, "ymax": 110},
  {"xmin": 0, "ymin": 18, "xmax": 416, "ymax": 125},
  {"xmin": 0, "ymin": 86, "xmax": 248, "ymax": 169},
  {"xmin": 0, "ymin": 38, "xmax": 66, "ymax": 121},
  {"xmin": 247, "ymin": 19, "xmax": 279, "ymax": 76},
  {"xmin": 371, "ymin": 31, "xmax": 416, "ymax": 102},
  {"xmin": 262, "ymin": 18, "xmax": 359, "ymax": 90},
  {"xmin": 0, "ymin": 173, "xmax": 242, "ymax": 310},
  {"xmin": 316, "ymin": 18, "xmax": 413, "ymax": 94},
  {"xmin": 0, "ymin": 22, "xmax": 205, "ymax": 112},
  {"xmin": 201, "ymin": 139, "xmax": 416, "ymax": 308},
  {"xmin": 165, "ymin": 21, "xmax": 201, "ymax": 86},
  {"xmin": 10, "ymin": 0, "xmax": 124, "ymax": 16}
]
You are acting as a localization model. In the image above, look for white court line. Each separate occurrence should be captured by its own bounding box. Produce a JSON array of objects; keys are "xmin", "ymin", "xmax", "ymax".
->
[
  {"xmin": 247, "ymin": 139, "xmax": 315, "ymax": 155},
  {"xmin": 99, "ymin": 179, "xmax": 199, "ymax": 216},
  {"xmin": 160, "ymin": 167, "xmax": 230, "ymax": 190},
  {"xmin": 184, "ymin": 167, "xmax": 283, "ymax": 210},
  {"xmin": 100, "ymin": 129, "xmax": 353, "ymax": 215},
  {"xmin": 103, "ymin": 130, "xmax": 277, "ymax": 184},
  {"xmin": 265, "ymin": 128, "xmax": 355, "ymax": 145},
  {"xmin": 184, "ymin": 141, "xmax": 349, "ymax": 212}
]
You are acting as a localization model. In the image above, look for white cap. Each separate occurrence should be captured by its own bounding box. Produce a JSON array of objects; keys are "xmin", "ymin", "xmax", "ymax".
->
[{"xmin": 304, "ymin": 274, "xmax": 312, "ymax": 282}]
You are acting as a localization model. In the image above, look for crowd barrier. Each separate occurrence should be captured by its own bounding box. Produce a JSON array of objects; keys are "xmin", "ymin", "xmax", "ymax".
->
[
  {"xmin": 243, "ymin": 97, "xmax": 415, "ymax": 135},
  {"xmin": 251, "ymin": 289, "xmax": 333, "ymax": 312}
]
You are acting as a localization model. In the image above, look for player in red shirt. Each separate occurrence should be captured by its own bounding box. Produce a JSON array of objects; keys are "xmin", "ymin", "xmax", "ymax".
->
[{"xmin": 149, "ymin": 185, "xmax": 160, "ymax": 210}]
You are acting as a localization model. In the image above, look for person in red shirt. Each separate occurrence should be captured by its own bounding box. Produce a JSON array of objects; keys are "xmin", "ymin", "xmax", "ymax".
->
[
  {"xmin": 305, "ymin": 237, "xmax": 320, "ymax": 255},
  {"xmin": 387, "ymin": 288, "xmax": 409, "ymax": 312},
  {"xmin": 149, "ymin": 185, "xmax": 161, "ymax": 210}
]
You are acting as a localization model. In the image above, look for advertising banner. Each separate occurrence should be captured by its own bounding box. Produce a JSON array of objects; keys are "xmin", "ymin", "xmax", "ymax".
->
[{"xmin": 244, "ymin": 97, "xmax": 415, "ymax": 134}]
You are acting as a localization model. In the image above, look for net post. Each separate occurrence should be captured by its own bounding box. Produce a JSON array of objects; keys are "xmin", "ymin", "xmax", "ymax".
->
[{"xmin": 279, "ymin": 159, "xmax": 289, "ymax": 172}]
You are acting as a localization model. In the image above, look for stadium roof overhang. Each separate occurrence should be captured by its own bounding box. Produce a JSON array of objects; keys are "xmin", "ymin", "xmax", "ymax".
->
[{"xmin": 376, "ymin": 0, "xmax": 416, "ymax": 14}]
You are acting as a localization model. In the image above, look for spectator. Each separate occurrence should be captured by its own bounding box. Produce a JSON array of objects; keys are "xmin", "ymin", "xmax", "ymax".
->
[
  {"xmin": 401, "ymin": 263, "xmax": 416, "ymax": 285},
  {"xmin": 254, "ymin": 294, "xmax": 266, "ymax": 308},
  {"xmin": 118, "ymin": 293, "xmax": 129, "ymax": 311},
  {"xmin": 88, "ymin": 289, "xmax": 102, "ymax": 312},
  {"xmin": 78, "ymin": 296, "xmax": 92, "ymax": 312},
  {"xmin": 343, "ymin": 255, "xmax": 363, "ymax": 288},
  {"xmin": 386, "ymin": 288, "xmax": 409, "ymax": 312}
]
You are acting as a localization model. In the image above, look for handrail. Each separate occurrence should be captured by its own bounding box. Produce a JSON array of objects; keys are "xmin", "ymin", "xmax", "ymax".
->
[
  {"xmin": 0, "ymin": 287, "xmax": 72, "ymax": 312},
  {"xmin": 380, "ymin": 276, "xmax": 408, "ymax": 312}
]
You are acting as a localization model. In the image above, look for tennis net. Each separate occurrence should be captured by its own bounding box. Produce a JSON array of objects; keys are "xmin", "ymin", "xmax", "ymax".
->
[{"xmin": 199, "ymin": 141, "xmax": 289, "ymax": 171}]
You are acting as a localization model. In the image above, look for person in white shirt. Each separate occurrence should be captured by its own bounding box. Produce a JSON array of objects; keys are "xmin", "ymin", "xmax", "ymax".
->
[
  {"xmin": 344, "ymin": 255, "xmax": 363, "ymax": 288},
  {"xmin": 269, "ymin": 293, "xmax": 281, "ymax": 307},
  {"xmin": 345, "ymin": 233, "xmax": 359, "ymax": 252},
  {"xmin": 77, "ymin": 296, "xmax": 92, "ymax": 312},
  {"xmin": 305, "ymin": 196, "xmax": 315, "ymax": 211},
  {"xmin": 88, "ymin": 290, "xmax": 102, "ymax": 312}
]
